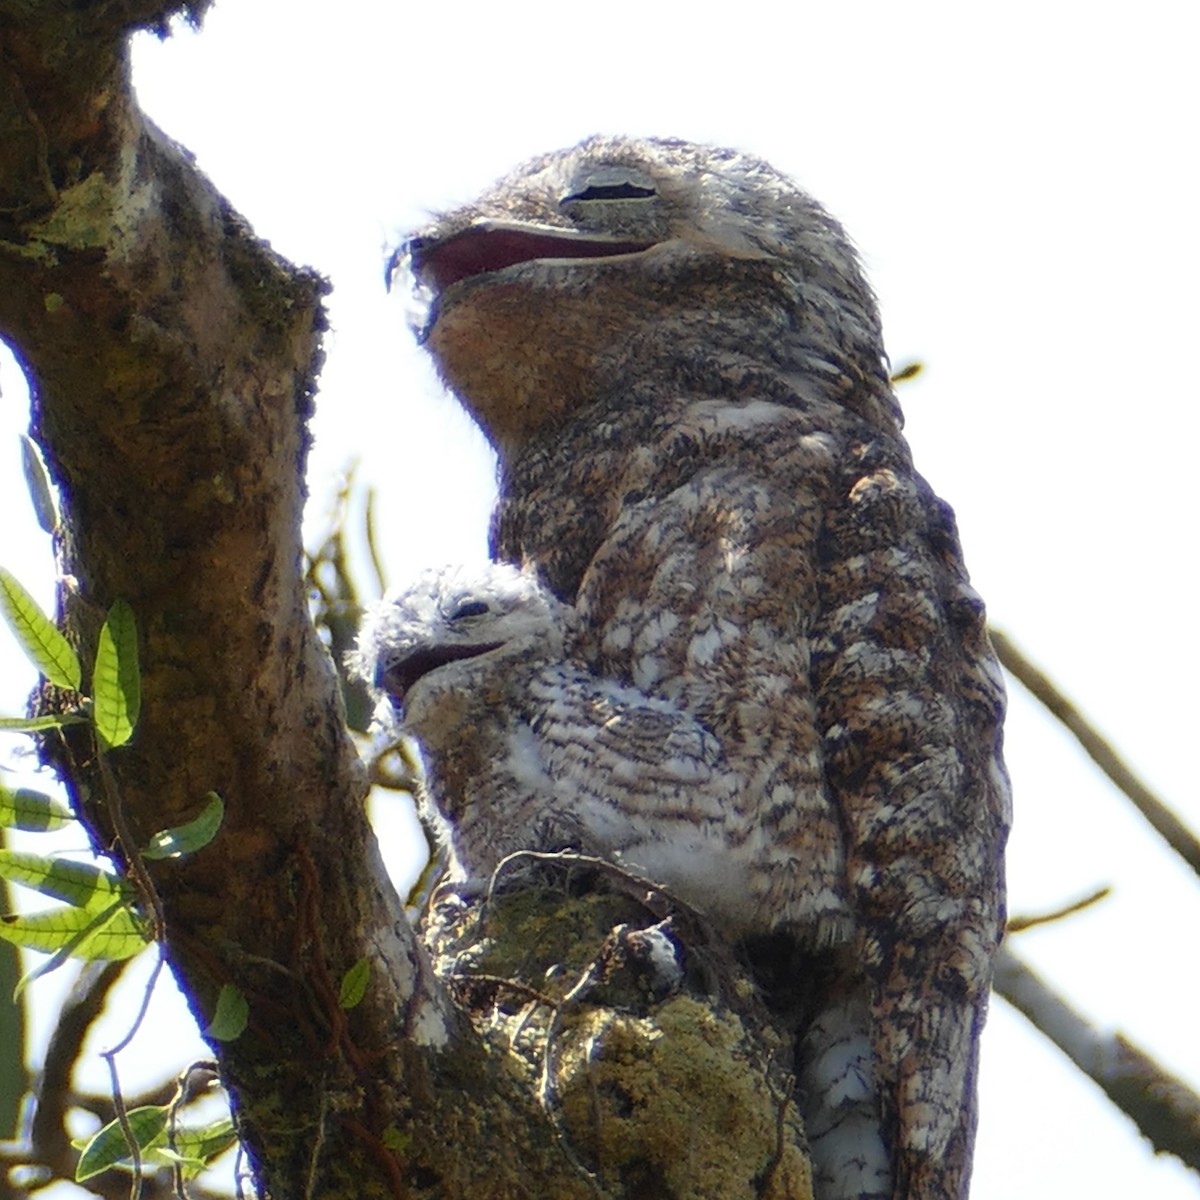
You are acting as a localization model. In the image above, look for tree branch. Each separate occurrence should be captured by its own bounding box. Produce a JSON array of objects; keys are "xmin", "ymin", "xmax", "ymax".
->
[
  {"xmin": 994, "ymin": 943, "xmax": 1200, "ymax": 1172},
  {"xmin": 991, "ymin": 628, "xmax": 1200, "ymax": 879},
  {"xmin": 0, "ymin": 7, "xmax": 813, "ymax": 1198},
  {"xmin": 0, "ymin": 6, "xmax": 616, "ymax": 1195}
]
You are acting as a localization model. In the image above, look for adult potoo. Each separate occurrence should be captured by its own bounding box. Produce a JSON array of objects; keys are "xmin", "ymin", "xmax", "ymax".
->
[{"xmin": 397, "ymin": 137, "xmax": 1010, "ymax": 1200}]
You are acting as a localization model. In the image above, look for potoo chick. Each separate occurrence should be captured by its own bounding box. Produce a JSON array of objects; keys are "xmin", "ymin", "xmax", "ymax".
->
[
  {"xmin": 394, "ymin": 137, "xmax": 1010, "ymax": 1200},
  {"xmin": 352, "ymin": 562, "xmax": 747, "ymax": 917}
]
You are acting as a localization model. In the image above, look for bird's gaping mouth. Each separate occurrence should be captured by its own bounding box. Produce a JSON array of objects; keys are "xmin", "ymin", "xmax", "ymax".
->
[
  {"xmin": 379, "ymin": 641, "xmax": 503, "ymax": 703},
  {"xmin": 402, "ymin": 222, "xmax": 658, "ymax": 292}
]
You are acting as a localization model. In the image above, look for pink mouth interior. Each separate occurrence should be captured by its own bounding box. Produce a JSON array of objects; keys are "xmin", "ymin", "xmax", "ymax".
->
[{"xmin": 410, "ymin": 227, "xmax": 656, "ymax": 291}]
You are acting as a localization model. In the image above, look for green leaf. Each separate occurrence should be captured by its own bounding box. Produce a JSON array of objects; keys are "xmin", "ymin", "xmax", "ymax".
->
[
  {"xmin": 158, "ymin": 1116, "xmax": 238, "ymax": 1177},
  {"xmin": 20, "ymin": 434, "xmax": 58, "ymax": 535},
  {"xmin": 75, "ymin": 1105, "xmax": 169, "ymax": 1181},
  {"xmin": 0, "ymin": 567, "xmax": 81, "ymax": 690},
  {"xmin": 78, "ymin": 1115, "xmax": 239, "ymax": 1181},
  {"xmin": 0, "ymin": 899, "xmax": 148, "ymax": 963},
  {"xmin": 205, "ymin": 983, "xmax": 247, "ymax": 1042},
  {"xmin": 339, "ymin": 956, "xmax": 371, "ymax": 1009},
  {"xmin": 12, "ymin": 902, "xmax": 148, "ymax": 995},
  {"xmin": 0, "ymin": 785, "xmax": 74, "ymax": 831},
  {"xmin": 0, "ymin": 713, "xmax": 87, "ymax": 732},
  {"xmin": 92, "ymin": 599, "xmax": 140, "ymax": 749},
  {"xmin": 0, "ymin": 851, "xmax": 130, "ymax": 907},
  {"xmin": 143, "ymin": 793, "xmax": 224, "ymax": 860}
]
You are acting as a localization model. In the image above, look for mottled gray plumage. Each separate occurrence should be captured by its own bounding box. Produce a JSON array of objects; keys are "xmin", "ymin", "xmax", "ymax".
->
[
  {"xmin": 391, "ymin": 136, "xmax": 1010, "ymax": 1200},
  {"xmin": 352, "ymin": 563, "xmax": 753, "ymax": 917}
]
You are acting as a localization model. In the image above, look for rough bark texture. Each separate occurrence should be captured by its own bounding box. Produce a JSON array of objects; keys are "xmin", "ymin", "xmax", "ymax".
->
[{"xmin": 0, "ymin": 5, "xmax": 812, "ymax": 1198}]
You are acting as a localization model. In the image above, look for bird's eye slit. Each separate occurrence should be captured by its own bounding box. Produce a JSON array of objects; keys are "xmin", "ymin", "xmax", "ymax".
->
[
  {"xmin": 561, "ymin": 183, "xmax": 657, "ymax": 205},
  {"xmin": 449, "ymin": 600, "xmax": 490, "ymax": 621}
]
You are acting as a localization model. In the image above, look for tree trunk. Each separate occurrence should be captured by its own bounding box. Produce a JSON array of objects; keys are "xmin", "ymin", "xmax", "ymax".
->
[{"xmin": 0, "ymin": 4, "xmax": 812, "ymax": 1196}]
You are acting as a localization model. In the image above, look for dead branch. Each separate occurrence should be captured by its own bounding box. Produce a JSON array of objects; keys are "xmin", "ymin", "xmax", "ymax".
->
[
  {"xmin": 993, "ymin": 943, "xmax": 1200, "ymax": 1172},
  {"xmin": 991, "ymin": 629, "xmax": 1200, "ymax": 879}
]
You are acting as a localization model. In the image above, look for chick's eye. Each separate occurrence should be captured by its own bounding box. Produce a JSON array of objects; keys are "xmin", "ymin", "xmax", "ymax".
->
[
  {"xmin": 561, "ymin": 182, "xmax": 657, "ymax": 204},
  {"xmin": 448, "ymin": 600, "xmax": 490, "ymax": 621}
]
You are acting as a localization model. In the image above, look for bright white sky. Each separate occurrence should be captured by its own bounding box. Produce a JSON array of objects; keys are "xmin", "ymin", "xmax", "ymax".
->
[{"xmin": 2, "ymin": 2, "xmax": 1198, "ymax": 1197}]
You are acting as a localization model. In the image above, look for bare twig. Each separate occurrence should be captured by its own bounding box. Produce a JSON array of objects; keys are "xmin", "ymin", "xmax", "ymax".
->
[
  {"xmin": 1007, "ymin": 886, "xmax": 1111, "ymax": 933},
  {"xmin": 446, "ymin": 972, "xmax": 559, "ymax": 1009},
  {"xmin": 28, "ymin": 959, "xmax": 125, "ymax": 1178},
  {"xmin": 100, "ymin": 949, "xmax": 168, "ymax": 1200},
  {"xmin": 890, "ymin": 360, "xmax": 923, "ymax": 384},
  {"xmin": 96, "ymin": 749, "xmax": 165, "ymax": 942},
  {"xmin": 364, "ymin": 486, "xmax": 387, "ymax": 598},
  {"xmin": 991, "ymin": 628, "xmax": 1200, "ymax": 878},
  {"xmin": 540, "ymin": 955, "xmax": 604, "ymax": 1194},
  {"xmin": 756, "ymin": 1067, "xmax": 795, "ymax": 1199},
  {"xmin": 994, "ymin": 943, "xmax": 1200, "ymax": 1172}
]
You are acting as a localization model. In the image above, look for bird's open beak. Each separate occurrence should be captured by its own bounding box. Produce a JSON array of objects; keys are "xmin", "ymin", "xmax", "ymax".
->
[
  {"xmin": 378, "ymin": 640, "xmax": 504, "ymax": 704},
  {"xmin": 397, "ymin": 220, "xmax": 658, "ymax": 293}
]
